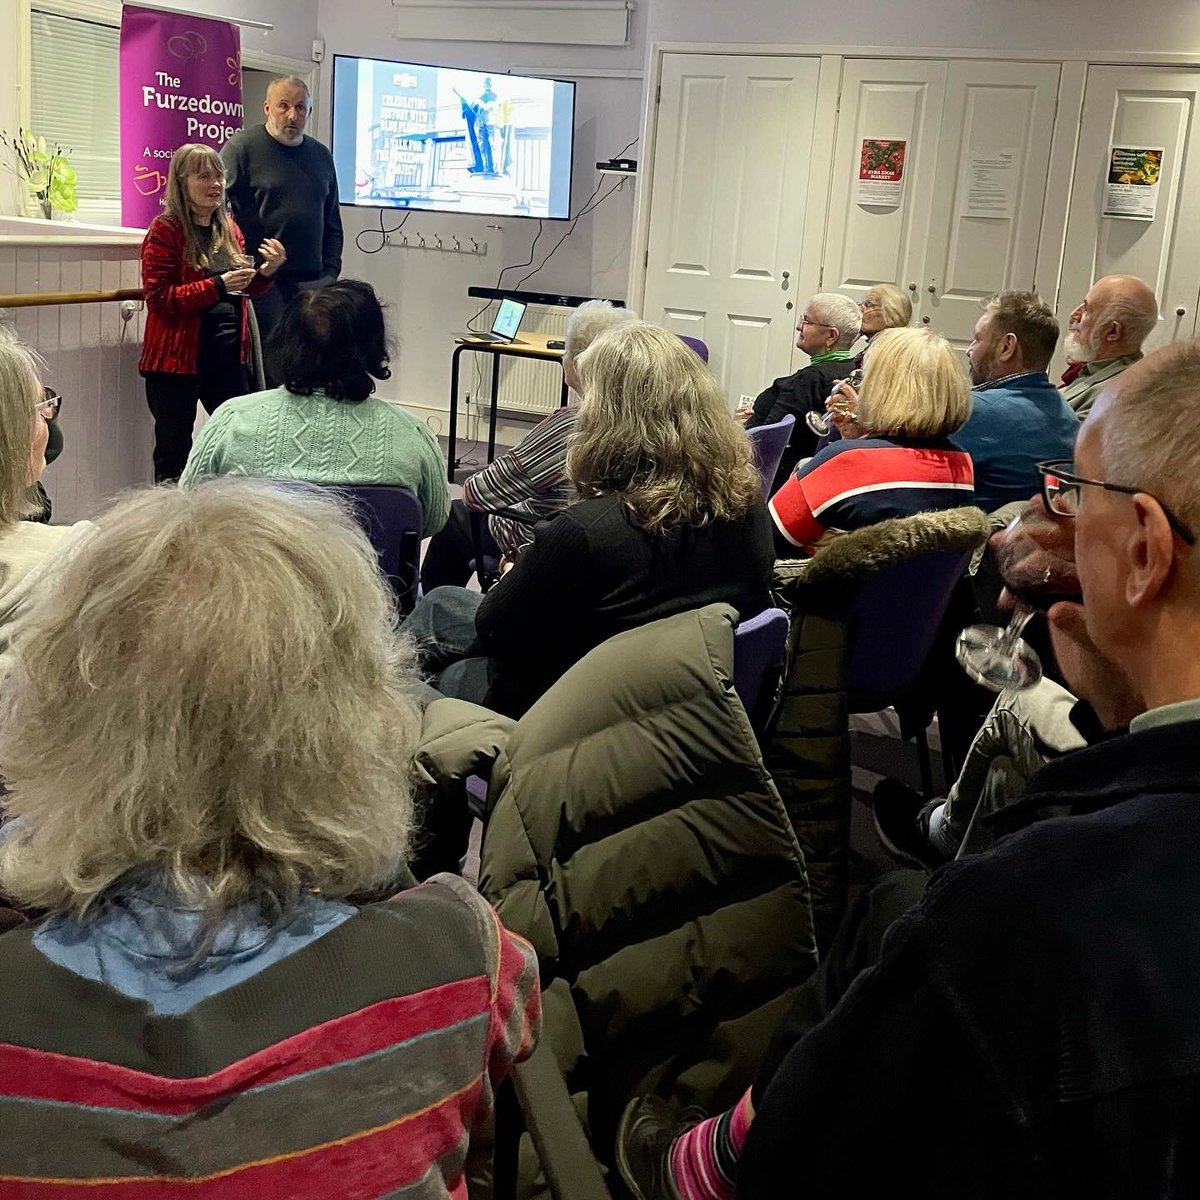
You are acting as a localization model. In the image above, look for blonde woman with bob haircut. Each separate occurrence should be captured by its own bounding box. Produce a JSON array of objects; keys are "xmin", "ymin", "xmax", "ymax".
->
[
  {"xmin": 139, "ymin": 143, "xmax": 287, "ymax": 482},
  {"xmin": 0, "ymin": 478, "xmax": 539, "ymax": 1192},
  {"xmin": 769, "ymin": 327, "xmax": 976, "ymax": 556},
  {"xmin": 402, "ymin": 320, "xmax": 773, "ymax": 732},
  {"xmin": 0, "ymin": 334, "xmax": 93, "ymax": 654}
]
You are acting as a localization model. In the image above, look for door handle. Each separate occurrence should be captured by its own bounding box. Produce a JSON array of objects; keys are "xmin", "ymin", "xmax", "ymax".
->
[
  {"xmin": 927, "ymin": 284, "xmax": 936, "ymax": 294},
  {"xmin": 786, "ymin": 301, "xmax": 794, "ymax": 310},
  {"xmin": 922, "ymin": 316, "xmax": 931, "ymax": 325},
  {"xmin": 907, "ymin": 282, "xmax": 917, "ymax": 292},
  {"xmin": 1177, "ymin": 306, "xmax": 1187, "ymax": 317}
]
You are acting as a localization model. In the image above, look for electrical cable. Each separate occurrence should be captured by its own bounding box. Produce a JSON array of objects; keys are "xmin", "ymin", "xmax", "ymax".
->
[{"xmin": 354, "ymin": 207, "xmax": 412, "ymax": 254}]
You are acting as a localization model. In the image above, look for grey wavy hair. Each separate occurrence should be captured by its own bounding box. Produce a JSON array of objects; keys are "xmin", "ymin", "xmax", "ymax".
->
[
  {"xmin": 564, "ymin": 299, "xmax": 639, "ymax": 365},
  {"xmin": 809, "ymin": 293, "xmax": 863, "ymax": 349},
  {"xmin": 0, "ymin": 332, "xmax": 46, "ymax": 524},
  {"xmin": 568, "ymin": 321, "xmax": 761, "ymax": 533},
  {"xmin": 0, "ymin": 478, "xmax": 422, "ymax": 923}
]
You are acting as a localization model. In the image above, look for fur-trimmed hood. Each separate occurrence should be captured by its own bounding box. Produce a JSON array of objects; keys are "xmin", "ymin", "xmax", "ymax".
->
[{"xmin": 773, "ymin": 507, "xmax": 993, "ymax": 604}]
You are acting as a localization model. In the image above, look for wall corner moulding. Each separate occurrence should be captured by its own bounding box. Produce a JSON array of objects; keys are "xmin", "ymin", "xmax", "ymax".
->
[{"xmin": 390, "ymin": 0, "xmax": 632, "ymax": 47}]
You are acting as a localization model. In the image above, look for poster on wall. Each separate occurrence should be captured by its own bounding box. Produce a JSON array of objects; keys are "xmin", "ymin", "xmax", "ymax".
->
[
  {"xmin": 856, "ymin": 138, "xmax": 907, "ymax": 208},
  {"xmin": 958, "ymin": 147, "xmax": 1020, "ymax": 219},
  {"xmin": 1102, "ymin": 146, "xmax": 1164, "ymax": 221},
  {"xmin": 119, "ymin": 5, "xmax": 243, "ymax": 228}
]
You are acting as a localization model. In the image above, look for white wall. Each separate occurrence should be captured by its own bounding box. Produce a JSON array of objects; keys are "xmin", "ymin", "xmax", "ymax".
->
[
  {"xmin": 646, "ymin": 0, "xmax": 1200, "ymax": 56},
  {"xmin": 145, "ymin": 0, "xmax": 319, "ymax": 70},
  {"xmin": 314, "ymin": 0, "xmax": 646, "ymax": 419}
]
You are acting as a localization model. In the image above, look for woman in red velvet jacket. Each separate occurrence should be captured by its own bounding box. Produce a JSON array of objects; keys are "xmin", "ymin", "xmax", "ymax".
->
[{"xmin": 139, "ymin": 142, "xmax": 286, "ymax": 481}]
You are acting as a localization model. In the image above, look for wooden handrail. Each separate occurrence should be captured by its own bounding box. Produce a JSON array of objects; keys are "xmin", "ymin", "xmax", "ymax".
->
[{"xmin": 0, "ymin": 288, "xmax": 144, "ymax": 309}]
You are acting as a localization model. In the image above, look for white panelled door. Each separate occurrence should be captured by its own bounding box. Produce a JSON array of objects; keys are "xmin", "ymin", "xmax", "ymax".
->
[
  {"xmin": 922, "ymin": 61, "xmax": 1062, "ymax": 348},
  {"xmin": 1060, "ymin": 67, "xmax": 1200, "ymax": 352},
  {"xmin": 643, "ymin": 54, "xmax": 824, "ymax": 404},
  {"xmin": 820, "ymin": 60, "xmax": 948, "ymax": 328}
]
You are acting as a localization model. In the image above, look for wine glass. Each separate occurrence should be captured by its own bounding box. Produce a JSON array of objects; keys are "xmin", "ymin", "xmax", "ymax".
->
[
  {"xmin": 955, "ymin": 600, "xmax": 1042, "ymax": 691},
  {"xmin": 806, "ymin": 368, "xmax": 863, "ymax": 438},
  {"xmin": 225, "ymin": 253, "xmax": 255, "ymax": 295}
]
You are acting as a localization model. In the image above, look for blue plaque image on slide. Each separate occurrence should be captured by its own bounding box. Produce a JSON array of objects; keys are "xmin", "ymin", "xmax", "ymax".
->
[{"xmin": 332, "ymin": 56, "xmax": 576, "ymax": 220}]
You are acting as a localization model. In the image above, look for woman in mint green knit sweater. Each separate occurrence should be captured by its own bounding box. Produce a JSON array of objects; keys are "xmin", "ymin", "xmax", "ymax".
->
[{"xmin": 180, "ymin": 280, "xmax": 449, "ymax": 536}]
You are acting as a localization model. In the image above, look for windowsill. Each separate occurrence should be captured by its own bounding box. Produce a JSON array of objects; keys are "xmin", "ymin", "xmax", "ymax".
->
[{"xmin": 0, "ymin": 215, "xmax": 146, "ymax": 246}]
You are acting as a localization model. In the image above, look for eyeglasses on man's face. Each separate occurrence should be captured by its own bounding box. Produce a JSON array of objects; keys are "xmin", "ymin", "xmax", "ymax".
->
[
  {"xmin": 34, "ymin": 386, "xmax": 61, "ymax": 421},
  {"xmin": 1036, "ymin": 459, "xmax": 1196, "ymax": 546}
]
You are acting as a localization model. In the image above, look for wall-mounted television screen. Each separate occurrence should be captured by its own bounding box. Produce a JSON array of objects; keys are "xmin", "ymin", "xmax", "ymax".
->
[{"xmin": 331, "ymin": 55, "xmax": 576, "ymax": 220}]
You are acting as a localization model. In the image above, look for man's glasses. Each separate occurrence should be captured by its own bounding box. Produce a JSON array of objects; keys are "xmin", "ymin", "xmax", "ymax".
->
[
  {"xmin": 798, "ymin": 315, "xmax": 837, "ymax": 331},
  {"xmin": 34, "ymin": 387, "xmax": 61, "ymax": 420},
  {"xmin": 1036, "ymin": 459, "xmax": 1196, "ymax": 546}
]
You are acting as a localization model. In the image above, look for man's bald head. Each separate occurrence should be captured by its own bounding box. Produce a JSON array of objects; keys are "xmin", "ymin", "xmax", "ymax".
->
[{"xmin": 1066, "ymin": 274, "xmax": 1158, "ymax": 363}]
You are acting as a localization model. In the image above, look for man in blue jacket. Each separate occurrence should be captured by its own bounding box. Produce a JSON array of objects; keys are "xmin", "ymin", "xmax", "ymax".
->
[{"xmin": 956, "ymin": 290, "xmax": 1079, "ymax": 513}]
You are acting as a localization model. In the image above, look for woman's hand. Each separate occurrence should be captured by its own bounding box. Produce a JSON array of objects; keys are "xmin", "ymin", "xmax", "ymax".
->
[
  {"xmin": 827, "ymin": 380, "xmax": 864, "ymax": 439},
  {"xmin": 220, "ymin": 266, "xmax": 257, "ymax": 292},
  {"xmin": 257, "ymin": 238, "xmax": 287, "ymax": 278}
]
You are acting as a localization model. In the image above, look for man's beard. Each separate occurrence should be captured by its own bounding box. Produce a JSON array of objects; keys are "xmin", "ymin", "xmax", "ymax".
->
[
  {"xmin": 1063, "ymin": 329, "xmax": 1095, "ymax": 363},
  {"xmin": 968, "ymin": 349, "xmax": 994, "ymax": 386}
]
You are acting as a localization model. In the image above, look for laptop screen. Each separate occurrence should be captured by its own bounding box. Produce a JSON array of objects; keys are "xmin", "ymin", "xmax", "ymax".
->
[{"xmin": 492, "ymin": 298, "xmax": 526, "ymax": 341}]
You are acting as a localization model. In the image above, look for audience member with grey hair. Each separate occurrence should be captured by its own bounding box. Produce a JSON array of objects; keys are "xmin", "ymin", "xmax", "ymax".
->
[
  {"xmin": 0, "ymin": 477, "xmax": 539, "ymax": 1188},
  {"xmin": 1060, "ymin": 274, "xmax": 1158, "ymax": 418},
  {"xmin": 0, "ymin": 334, "xmax": 93, "ymax": 664},
  {"xmin": 744, "ymin": 292, "xmax": 863, "ymax": 492},
  {"xmin": 419, "ymin": 298, "xmax": 639, "ymax": 591}
]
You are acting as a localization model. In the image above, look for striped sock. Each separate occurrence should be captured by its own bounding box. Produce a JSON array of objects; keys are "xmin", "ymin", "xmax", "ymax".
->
[{"xmin": 667, "ymin": 1089, "xmax": 754, "ymax": 1200}]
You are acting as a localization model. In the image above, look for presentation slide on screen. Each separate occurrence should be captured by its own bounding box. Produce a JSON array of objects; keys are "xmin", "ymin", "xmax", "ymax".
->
[{"xmin": 332, "ymin": 57, "xmax": 576, "ymax": 219}]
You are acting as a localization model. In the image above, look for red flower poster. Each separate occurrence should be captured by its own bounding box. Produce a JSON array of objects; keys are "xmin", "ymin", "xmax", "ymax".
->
[{"xmin": 856, "ymin": 138, "xmax": 907, "ymax": 208}]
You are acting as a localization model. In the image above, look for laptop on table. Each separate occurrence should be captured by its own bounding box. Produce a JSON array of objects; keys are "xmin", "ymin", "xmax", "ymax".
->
[{"xmin": 462, "ymin": 298, "xmax": 527, "ymax": 344}]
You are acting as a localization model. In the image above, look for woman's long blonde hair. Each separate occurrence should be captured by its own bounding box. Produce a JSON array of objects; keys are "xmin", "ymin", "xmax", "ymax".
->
[
  {"xmin": 0, "ymin": 334, "xmax": 43, "ymax": 525},
  {"xmin": 567, "ymin": 323, "xmax": 761, "ymax": 532},
  {"xmin": 0, "ymin": 479, "xmax": 422, "ymax": 925},
  {"xmin": 857, "ymin": 327, "xmax": 971, "ymax": 438},
  {"xmin": 162, "ymin": 142, "xmax": 240, "ymax": 270}
]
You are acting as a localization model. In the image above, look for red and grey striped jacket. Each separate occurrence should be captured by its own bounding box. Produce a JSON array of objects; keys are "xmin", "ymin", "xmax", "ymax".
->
[
  {"xmin": 0, "ymin": 875, "xmax": 540, "ymax": 1199},
  {"xmin": 138, "ymin": 213, "xmax": 272, "ymax": 375}
]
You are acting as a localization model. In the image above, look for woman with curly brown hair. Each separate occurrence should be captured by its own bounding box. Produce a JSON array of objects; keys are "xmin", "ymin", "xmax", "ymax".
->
[{"xmin": 404, "ymin": 321, "xmax": 773, "ymax": 719}]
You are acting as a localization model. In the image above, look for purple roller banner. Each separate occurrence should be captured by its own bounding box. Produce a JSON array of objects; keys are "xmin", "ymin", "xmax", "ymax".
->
[{"xmin": 119, "ymin": 4, "xmax": 242, "ymax": 228}]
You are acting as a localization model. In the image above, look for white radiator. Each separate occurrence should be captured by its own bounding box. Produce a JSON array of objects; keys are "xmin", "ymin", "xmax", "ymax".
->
[{"xmin": 468, "ymin": 303, "xmax": 568, "ymax": 417}]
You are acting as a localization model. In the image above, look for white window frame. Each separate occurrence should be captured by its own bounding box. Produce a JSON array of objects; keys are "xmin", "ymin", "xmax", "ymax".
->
[{"xmin": 15, "ymin": 0, "xmax": 317, "ymax": 227}]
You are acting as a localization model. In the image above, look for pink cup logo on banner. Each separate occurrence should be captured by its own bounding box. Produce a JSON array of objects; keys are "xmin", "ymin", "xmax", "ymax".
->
[{"xmin": 119, "ymin": 5, "xmax": 242, "ymax": 228}]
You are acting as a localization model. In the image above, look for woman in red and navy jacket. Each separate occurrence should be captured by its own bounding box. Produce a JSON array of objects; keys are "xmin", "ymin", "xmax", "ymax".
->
[
  {"xmin": 769, "ymin": 327, "xmax": 976, "ymax": 557},
  {"xmin": 139, "ymin": 142, "xmax": 286, "ymax": 481}
]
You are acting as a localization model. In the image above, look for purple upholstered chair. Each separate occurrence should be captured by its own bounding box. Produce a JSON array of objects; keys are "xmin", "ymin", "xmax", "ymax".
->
[
  {"xmin": 844, "ymin": 547, "xmax": 975, "ymax": 795},
  {"xmin": 322, "ymin": 483, "xmax": 423, "ymax": 614},
  {"xmin": 733, "ymin": 606, "xmax": 790, "ymax": 730},
  {"xmin": 746, "ymin": 413, "xmax": 796, "ymax": 500},
  {"xmin": 677, "ymin": 335, "xmax": 710, "ymax": 363}
]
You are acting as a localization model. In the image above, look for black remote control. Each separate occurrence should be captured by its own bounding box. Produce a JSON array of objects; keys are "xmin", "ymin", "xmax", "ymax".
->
[{"xmin": 546, "ymin": 338, "xmax": 565, "ymax": 350}]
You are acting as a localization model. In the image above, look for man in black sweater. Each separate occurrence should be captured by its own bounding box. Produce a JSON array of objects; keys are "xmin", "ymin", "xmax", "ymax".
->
[{"xmin": 222, "ymin": 75, "xmax": 343, "ymax": 366}]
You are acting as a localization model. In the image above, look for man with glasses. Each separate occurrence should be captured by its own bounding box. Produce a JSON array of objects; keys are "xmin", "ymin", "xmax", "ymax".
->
[
  {"xmin": 727, "ymin": 339, "xmax": 1200, "ymax": 1196},
  {"xmin": 741, "ymin": 293, "xmax": 861, "ymax": 493}
]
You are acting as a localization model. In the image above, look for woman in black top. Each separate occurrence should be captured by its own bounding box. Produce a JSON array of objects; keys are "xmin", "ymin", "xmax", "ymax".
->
[{"xmin": 405, "ymin": 321, "xmax": 772, "ymax": 718}]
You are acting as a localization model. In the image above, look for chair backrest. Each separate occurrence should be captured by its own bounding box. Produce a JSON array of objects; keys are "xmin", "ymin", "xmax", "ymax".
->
[
  {"xmin": 844, "ymin": 547, "xmax": 973, "ymax": 702},
  {"xmin": 677, "ymin": 334, "xmax": 710, "ymax": 363},
  {"xmin": 733, "ymin": 606, "xmax": 789, "ymax": 726},
  {"xmin": 746, "ymin": 413, "xmax": 796, "ymax": 500},
  {"xmin": 322, "ymin": 483, "xmax": 423, "ymax": 613}
]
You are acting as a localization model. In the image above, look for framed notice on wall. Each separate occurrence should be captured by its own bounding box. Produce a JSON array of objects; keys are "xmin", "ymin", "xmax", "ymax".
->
[
  {"xmin": 856, "ymin": 138, "xmax": 907, "ymax": 208},
  {"xmin": 1102, "ymin": 146, "xmax": 1164, "ymax": 221}
]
